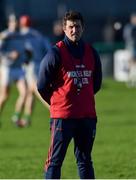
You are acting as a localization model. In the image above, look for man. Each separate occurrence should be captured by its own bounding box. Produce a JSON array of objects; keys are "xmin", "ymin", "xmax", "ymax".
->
[
  {"xmin": 18, "ymin": 15, "xmax": 51, "ymax": 126},
  {"xmin": 52, "ymin": 19, "xmax": 64, "ymax": 43},
  {"xmin": 37, "ymin": 11, "xmax": 102, "ymax": 179},
  {"xmin": 123, "ymin": 13, "xmax": 136, "ymax": 87},
  {"xmin": 0, "ymin": 15, "xmax": 28, "ymax": 126}
]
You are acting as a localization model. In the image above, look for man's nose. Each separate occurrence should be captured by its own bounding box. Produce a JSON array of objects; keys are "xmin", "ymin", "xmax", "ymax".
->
[{"xmin": 72, "ymin": 27, "xmax": 77, "ymax": 33}]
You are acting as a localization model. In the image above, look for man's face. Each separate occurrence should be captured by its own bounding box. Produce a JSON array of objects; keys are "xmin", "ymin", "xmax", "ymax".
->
[
  {"xmin": 63, "ymin": 20, "xmax": 84, "ymax": 42},
  {"xmin": 8, "ymin": 20, "xmax": 18, "ymax": 31}
]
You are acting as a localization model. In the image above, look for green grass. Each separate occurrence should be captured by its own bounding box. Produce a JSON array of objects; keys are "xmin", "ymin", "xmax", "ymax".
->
[{"xmin": 0, "ymin": 79, "xmax": 136, "ymax": 179}]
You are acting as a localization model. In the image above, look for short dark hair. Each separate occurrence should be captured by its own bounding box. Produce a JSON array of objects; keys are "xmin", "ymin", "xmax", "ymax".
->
[{"xmin": 62, "ymin": 11, "xmax": 84, "ymax": 27}]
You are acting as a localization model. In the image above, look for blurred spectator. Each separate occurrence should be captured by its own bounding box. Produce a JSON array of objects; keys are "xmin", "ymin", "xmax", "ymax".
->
[
  {"xmin": 18, "ymin": 15, "xmax": 51, "ymax": 127},
  {"xmin": 0, "ymin": 14, "xmax": 29, "ymax": 127},
  {"xmin": 52, "ymin": 19, "xmax": 64, "ymax": 44},
  {"xmin": 123, "ymin": 13, "xmax": 136, "ymax": 87},
  {"xmin": 103, "ymin": 18, "xmax": 115, "ymax": 43}
]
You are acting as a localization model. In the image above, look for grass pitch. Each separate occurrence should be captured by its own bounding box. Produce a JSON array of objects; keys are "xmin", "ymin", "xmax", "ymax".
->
[{"xmin": 0, "ymin": 79, "xmax": 136, "ymax": 179}]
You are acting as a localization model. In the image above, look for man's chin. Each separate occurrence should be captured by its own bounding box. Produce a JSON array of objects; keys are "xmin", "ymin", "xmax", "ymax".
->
[{"xmin": 72, "ymin": 37, "xmax": 80, "ymax": 42}]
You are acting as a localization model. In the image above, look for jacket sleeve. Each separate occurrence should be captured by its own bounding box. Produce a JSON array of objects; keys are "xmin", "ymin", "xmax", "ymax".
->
[
  {"xmin": 92, "ymin": 47, "xmax": 102, "ymax": 94},
  {"xmin": 37, "ymin": 46, "xmax": 61, "ymax": 104}
]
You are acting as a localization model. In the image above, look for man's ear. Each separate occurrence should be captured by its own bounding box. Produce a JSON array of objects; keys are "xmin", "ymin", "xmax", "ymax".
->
[{"xmin": 63, "ymin": 25, "xmax": 66, "ymax": 32}]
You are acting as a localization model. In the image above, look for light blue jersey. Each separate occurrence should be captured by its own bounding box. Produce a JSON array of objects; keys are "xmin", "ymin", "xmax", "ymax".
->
[
  {"xmin": 0, "ymin": 30, "xmax": 27, "ymax": 68},
  {"xmin": 0, "ymin": 29, "xmax": 31, "ymax": 85},
  {"xmin": 20, "ymin": 28, "xmax": 51, "ymax": 76}
]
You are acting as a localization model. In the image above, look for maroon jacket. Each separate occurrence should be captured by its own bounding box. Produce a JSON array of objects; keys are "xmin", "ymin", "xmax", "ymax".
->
[{"xmin": 50, "ymin": 41, "xmax": 96, "ymax": 119}]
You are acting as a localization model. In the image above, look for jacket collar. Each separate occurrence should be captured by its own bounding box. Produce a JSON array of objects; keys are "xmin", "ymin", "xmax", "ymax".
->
[{"xmin": 63, "ymin": 35, "xmax": 84, "ymax": 58}]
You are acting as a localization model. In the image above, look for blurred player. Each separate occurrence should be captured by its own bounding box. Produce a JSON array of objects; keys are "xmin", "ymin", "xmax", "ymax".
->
[
  {"xmin": 52, "ymin": 19, "xmax": 64, "ymax": 44},
  {"xmin": 18, "ymin": 15, "xmax": 51, "ymax": 127},
  {"xmin": 0, "ymin": 15, "xmax": 30, "ymax": 126},
  {"xmin": 123, "ymin": 13, "xmax": 136, "ymax": 87}
]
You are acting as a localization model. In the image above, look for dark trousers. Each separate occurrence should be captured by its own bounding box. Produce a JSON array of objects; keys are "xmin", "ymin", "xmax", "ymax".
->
[{"xmin": 45, "ymin": 118, "xmax": 97, "ymax": 179}]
